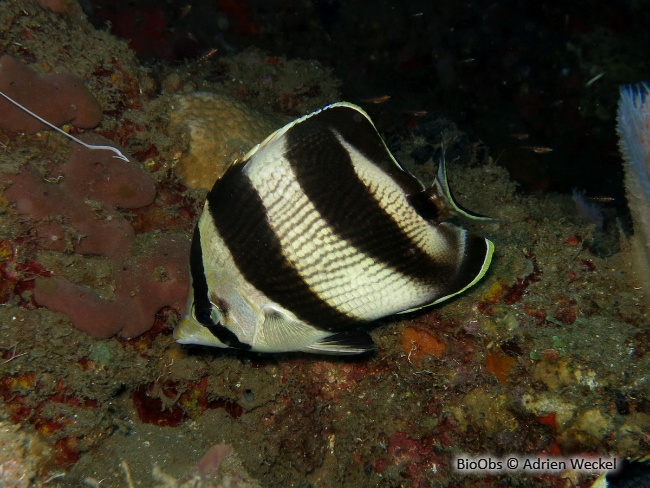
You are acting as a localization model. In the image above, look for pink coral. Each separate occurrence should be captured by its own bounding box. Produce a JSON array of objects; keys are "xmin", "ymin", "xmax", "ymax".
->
[
  {"xmin": 196, "ymin": 444, "xmax": 232, "ymax": 478},
  {"xmin": 5, "ymin": 163, "xmax": 135, "ymax": 256},
  {"xmin": 3, "ymin": 135, "xmax": 190, "ymax": 338},
  {"xmin": 4, "ymin": 135, "xmax": 154, "ymax": 257},
  {"xmin": 0, "ymin": 55, "xmax": 102, "ymax": 133},
  {"xmin": 34, "ymin": 235, "xmax": 189, "ymax": 338},
  {"xmin": 36, "ymin": 0, "xmax": 75, "ymax": 14},
  {"xmin": 64, "ymin": 134, "xmax": 156, "ymax": 209}
]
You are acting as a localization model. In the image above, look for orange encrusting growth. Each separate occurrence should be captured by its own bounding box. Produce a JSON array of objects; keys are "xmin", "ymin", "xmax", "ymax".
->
[
  {"xmin": 401, "ymin": 327, "xmax": 446, "ymax": 365},
  {"xmin": 485, "ymin": 349, "xmax": 517, "ymax": 383}
]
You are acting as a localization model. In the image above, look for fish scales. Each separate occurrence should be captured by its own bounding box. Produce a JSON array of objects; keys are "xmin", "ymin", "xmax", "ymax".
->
[
  {"xmin": 175, "ymin": 102, "xmax": 494, "ymax": 354},
  {"xmin": 220, "ymin": 108, "xmax": 450, "ymax": 323},
  {"xmin": 207, "ymin": 161, "xmax": 361, "ymax": 331},
  {"xmin": 251, "ymin": 147, "xmax": 433, "ymax": 321}
]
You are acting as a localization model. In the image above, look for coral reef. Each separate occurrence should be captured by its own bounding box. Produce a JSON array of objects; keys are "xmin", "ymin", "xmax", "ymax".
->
[
  {"xmin": 0, "ymin": 55, "xmax": 102, "ymax": 133},
  {"xmin": 0, "ymin": 1, "xmax": 647, "ymax": 487},
  {"xmin": 213, "ymin": 47, "xmax": 341, "ymax": 115},
  {"xmin": 168, "ymin": 91, "xmax": 287, "ymax": 190},
  {"xmin": 617, "ymin": 83, "xmax": 650, "ymax": 298}
]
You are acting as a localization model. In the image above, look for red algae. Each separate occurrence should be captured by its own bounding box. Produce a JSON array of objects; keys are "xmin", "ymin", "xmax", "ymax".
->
[
  {"xmin": 373, "ymin": 432, "xmax": 445, "ymax": 487},
  {"xmin": 133, "ymin": 384, "xmax": 188, "ymax": 428},
  {"xmin": 503, "ymin": 254, "xmax": 542, "ymax": 304},
  {"xmin": 54, "ymin": 436, "xmax": 80, "ymax": 467},
  {"xmin": 133, "ymin": 376, "xmax": 243, "ymax": 427}
]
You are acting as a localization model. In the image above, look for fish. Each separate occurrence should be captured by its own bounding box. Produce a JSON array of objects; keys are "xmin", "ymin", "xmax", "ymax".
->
[
  {"xmin": 589, "ymin": 455, "xmax": 650, "ymax": 488},
  {"xmin": 360, "ymin": 95, "xmax": 391, "ymax": 104},
  {"xmin": 521, "ymin": 145, "xmax": 553, "ymax": 154},
  {"xmin": 173, "ymin": 102, "xmax": 494, "ymax": 354}
]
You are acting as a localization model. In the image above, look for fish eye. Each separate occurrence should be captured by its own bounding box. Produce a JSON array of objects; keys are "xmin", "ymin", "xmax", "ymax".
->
[
  {"xmin": 192, "ymin": 305, "xmax": 210, "ymax": 325},
  {"xmin": 191, "ymin": 300, "xmax": 223, "ymax": 327},
  {"xmin": 192, "ymin": 302, "xmax": 219, "ymax": 326},
  {"xmin": 209, "ymin": 305, "xmax": 222, "ymax": 325}
]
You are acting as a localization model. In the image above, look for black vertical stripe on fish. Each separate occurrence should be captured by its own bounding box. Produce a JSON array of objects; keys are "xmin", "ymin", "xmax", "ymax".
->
[
  {"xmin": 207, "ymin": 161, "xmax": 363, "ymax": 331},
  {"xmin": 189, "ymin": 225, "xmax": 252, "ymax": 350},
  {"xmin": 284, "ymin": 107, "xmax": 461, "ymax": 289},
  {"xmin": 407, "ymin": 191, "xmax": 445, "ymax": 223},
  {"xmin": 313, "ymin": 105, "xmax": 424, "ymax": 193},
  {"xmin": 189, "ymin": 225, "xmax": 211, "ymax": 323}
]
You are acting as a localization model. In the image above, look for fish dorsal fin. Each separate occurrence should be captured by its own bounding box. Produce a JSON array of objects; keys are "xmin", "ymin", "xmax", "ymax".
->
[
  {"xmin": 284, "ymin": 103, "xmax": 493, "ymax": 225},
  {"xmin": 239, "ymin": 104, "xmax": 349, "ymax": 164},
  {"xmin": 243, "ymin": 102, "xmax": 422, "ymax": 184},
  {"xmin": 427, "ymin": 156, "xmax": 496, "ymax": 222}
]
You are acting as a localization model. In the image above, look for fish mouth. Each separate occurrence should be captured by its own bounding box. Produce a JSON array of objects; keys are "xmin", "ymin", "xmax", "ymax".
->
[
  {"xmin": 172, "ymin": 315, "xmax": 207, "ymax": 344},
  {"xmin": 173, "ymin": 314, "xmax": 252, "ymax": 351},
  {"xmin": 172, "ymin": 315, "xmax": 189, "ymax": 342}
]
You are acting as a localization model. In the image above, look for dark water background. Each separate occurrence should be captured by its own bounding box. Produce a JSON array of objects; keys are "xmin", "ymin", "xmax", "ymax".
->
[{"xmin": 83, "ymin": 0, "xmax": 650, "ymax": 205}]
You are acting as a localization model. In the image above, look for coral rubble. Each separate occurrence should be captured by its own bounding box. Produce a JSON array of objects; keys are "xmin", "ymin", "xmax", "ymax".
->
[{"xmin": 0, "ymin": 420, "xmax": 53, "ymax": 487}]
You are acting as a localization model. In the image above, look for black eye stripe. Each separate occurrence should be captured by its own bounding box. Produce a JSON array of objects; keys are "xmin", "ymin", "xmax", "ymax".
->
[
  {"xmin": 206, "ymin": 321, "xmax": 252, "ymax": 350},
  {"xmin": 190, "ymin": 226, "xmax": 212, "ymax": 319},
  {"xmin": 191, "ymin": 300, "xmax": 252, "ymax": 351},
  {"xmin": 192, "ymin": 302, "xmax": 212, "ymax": 326},
  {"xmin": 190, "ymin": 227, "xmax": 252, "ymax": 351}
]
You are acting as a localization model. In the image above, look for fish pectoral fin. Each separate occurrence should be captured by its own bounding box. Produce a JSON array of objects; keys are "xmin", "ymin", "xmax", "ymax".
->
[
  {"xmin": 303, "ymin": 330, "xmax": 376, "ymax": 355},
  {"xmin": 258, "ymin": 307, "xmax": 331, "ymax": 352}
]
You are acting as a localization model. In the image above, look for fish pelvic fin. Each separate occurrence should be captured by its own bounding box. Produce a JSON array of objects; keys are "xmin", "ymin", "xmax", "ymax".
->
[{"xmin": 302, "ymin": 330, "xmax": 376, "ymax": 355}]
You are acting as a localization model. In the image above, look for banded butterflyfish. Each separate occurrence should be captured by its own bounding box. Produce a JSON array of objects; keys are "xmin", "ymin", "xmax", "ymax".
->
[{"xmin": 173, "ymin": 102, "xmax": 494, "ymax": 354}]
